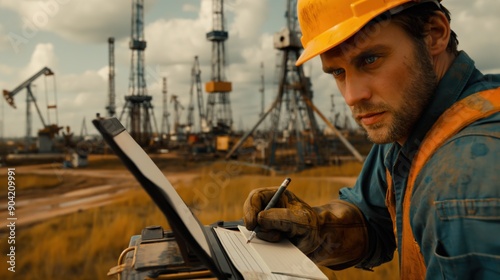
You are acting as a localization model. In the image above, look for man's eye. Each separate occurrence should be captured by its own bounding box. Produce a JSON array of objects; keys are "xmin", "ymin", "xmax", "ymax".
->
[
  {"xmin": 364, "ymin": 56, "xmax": 379, "ymax": 65},
  {"xmin": 332, "ymin": 68, "xmax": 345, "ymax": 77}
]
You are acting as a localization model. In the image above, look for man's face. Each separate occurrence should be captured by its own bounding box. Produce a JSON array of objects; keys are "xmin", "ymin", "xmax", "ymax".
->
[{"xmin": 320, "ymin": 21, "xmax": 437, "ymax": 144}]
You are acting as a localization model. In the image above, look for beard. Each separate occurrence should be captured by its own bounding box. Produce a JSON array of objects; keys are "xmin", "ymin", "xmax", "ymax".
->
[{"xmin": 353, "ymin": 42, "xmax": 437, "ymax": 144}]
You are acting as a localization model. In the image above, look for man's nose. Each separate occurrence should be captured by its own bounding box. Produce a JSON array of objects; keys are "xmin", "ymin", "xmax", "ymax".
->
[{"xmin": 342, "ymin": 74, "xmax": 372, "ymax": 106}]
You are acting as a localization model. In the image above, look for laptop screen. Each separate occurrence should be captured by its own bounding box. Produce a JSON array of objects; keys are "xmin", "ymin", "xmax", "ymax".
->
[
  {"xmin": 92, "ymin": 118, "xmax": 212, "ymax": 258},
  {"xmin": 113, "ymin": 131, "xmax": 213, "ymax": 257}
]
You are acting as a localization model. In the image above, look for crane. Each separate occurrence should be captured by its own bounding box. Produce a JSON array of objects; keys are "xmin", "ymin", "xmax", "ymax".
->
[{"xmin": 3, "ymin": 67, "xmax": 63, "ymax": 151}]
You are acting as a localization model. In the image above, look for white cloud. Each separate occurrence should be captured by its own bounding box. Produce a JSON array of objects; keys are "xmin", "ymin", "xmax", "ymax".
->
[
  {"xmin": 0, "ymin": 0, "xmax": 137, "ymax": 43},
  {"xmin": 97, "ymin": 65, "xmax": 109, "ymax": 81},
  {"xmin": 0, "ymin": 24, "xmax": 10, "ymax": 51},
  {"xmin": 446, "ymin": 0, "xmax": 500, "ymax": 71},
  {"xmin": 143, "ymin": 0, "xmax": 218, "ymax": 68},
  {"xmin": 20, "ymin": 43, "xmax": 58, "ymax": 80},
  {"xmin": 0, "ymin": 64, "xmax": 15, "ymax": 78},
  {"xmin": 145, "ymin": 18, "xmax": 211, "ymax": 65},
  {"xmin": 228, "ymin": 0, "xmax": 268, "ymax": 41},
  {"xmin": 59, "ymin": 70, "xmax": 106, "ymax": 95},
  {"xmin": 182, "ymin": 3, "xmax": 199, "ymax": 13}
]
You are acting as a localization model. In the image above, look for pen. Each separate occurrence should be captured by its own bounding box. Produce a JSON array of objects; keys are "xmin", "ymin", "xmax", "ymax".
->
[{"xmin": 246, "ymin": 177, "xmax": 292, "ymax": 244}]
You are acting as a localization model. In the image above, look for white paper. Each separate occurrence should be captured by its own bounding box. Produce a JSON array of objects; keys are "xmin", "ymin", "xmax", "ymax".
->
[{"xmin": 214, "ymin": 226, "xmax": 327, "ymax": 280}]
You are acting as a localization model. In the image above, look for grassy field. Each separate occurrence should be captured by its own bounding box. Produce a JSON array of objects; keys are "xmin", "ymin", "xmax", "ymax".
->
[{"xmin": 0, "ymin": 158, "xmax": 398, "ymax": 280}]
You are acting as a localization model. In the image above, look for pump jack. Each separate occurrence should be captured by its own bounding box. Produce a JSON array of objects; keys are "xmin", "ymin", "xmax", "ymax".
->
[{"xmin": 3, "ymin": 67, "xmax": 63, "ymax": 152}]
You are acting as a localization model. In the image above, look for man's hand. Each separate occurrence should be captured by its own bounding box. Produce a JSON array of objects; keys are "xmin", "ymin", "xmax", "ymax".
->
[
  {"xmin": 243, "ymin": 187, "xmax": 321, "ymax": 254},
  {"xmin": 243, "ymin": 187, "xmax": 370, "ymax": 269}
]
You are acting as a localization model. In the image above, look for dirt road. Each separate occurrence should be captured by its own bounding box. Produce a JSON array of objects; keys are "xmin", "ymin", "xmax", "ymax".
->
[
  {"xmin": 0, "ymin": 157, "xmax": 358, "ymax": 232},
  {"xmin": 0, "ymin": 163, "xmax": 199, "ymax": 231}
]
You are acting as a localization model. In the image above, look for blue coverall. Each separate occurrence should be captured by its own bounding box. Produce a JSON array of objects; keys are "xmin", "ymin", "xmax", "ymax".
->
[{"xmin": 339, "ymin": 51, "xmax": 500, "ymax": 279}]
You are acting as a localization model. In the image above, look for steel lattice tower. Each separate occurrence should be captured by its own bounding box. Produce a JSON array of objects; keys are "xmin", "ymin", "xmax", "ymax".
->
[
  {"xmin": 226, "ymin": 0, "xmax": 363, "ymax": 170},
  {"xmin": 205, "ymin": 0, "xmax": 232, "ymax": 134},
  {"xmin": 265, "ymin": 0, "xmax": 323, "ymax": 170},
  {"xmin": 119, "ymin": 0, "xmax": 157, "ymax": 147}
]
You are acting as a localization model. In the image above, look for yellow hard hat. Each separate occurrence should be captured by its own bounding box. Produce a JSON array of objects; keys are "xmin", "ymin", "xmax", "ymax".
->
[{"xmin": 296, "ymin": 0, "xmax": 441, "ymax": 66}]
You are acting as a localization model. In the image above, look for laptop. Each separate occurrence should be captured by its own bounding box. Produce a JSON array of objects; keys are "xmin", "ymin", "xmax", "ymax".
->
[{"xmin": 93, "ymin": 117, "xmax": 328, "ymax": 280}]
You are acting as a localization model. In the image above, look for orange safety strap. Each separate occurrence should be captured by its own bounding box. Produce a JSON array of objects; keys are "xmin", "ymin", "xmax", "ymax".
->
[
  {"xmin": 385, "ymin": 170, "xmax": 397, "ymax": 246},
  {"xmin": 385, "ymin": 87, "xmax": 500, "ymax": 279}
]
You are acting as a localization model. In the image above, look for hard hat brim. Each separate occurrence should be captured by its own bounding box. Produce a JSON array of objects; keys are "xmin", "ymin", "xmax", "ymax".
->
[{"xmin": 295, "ymin": 0, "xmax": 414, "ymax": 66}]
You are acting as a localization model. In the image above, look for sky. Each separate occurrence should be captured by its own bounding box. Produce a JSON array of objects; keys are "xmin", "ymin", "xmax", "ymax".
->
[{"xmin": 0, "ymin": 0, "xmax": 499, "ymax": 138}]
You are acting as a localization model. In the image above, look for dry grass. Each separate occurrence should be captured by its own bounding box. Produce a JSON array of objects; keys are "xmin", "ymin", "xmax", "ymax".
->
[
  {"xmin": 0, "ymin": 159, "xmax": 398, "ymax": 280},
  {"xmin": 0, "ymin": 188, "xmax": 165, "ymax": 280},
  {"xmin": 297, "ymin": 161, "xmax": 365, "ymax": 177},
  {"xmin": 0, "ymin": 173, "xmax": 61, "ymax": 191}
]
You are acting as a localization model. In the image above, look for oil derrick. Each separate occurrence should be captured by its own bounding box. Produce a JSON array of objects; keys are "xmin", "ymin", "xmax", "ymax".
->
[
  {"xmin": 227, "ymin": 0, "xmax": 321, "ymax": 171},
  {"xmin": 205, "ymin": 0, "xmax": 232, "ymax": 135},
  {"xmin": 266, "ymin": 0, "xmax": 324, "ymax": 170},
  {"xmin": 119, "ymin": 0, "xmax": 158, "ymax": 147},
  {"xmin": 226, "ymin": 0, "xmax": 363, "ymax": 170},
  {"xmin": 106, "ymin": 37, "xmax": 116, "ymax": 117}
]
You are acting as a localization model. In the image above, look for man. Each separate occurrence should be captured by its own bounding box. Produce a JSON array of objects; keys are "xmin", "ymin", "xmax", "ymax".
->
[{"xmin": 243, "ymin": 0, "xmax": 500, "ymax": 279}]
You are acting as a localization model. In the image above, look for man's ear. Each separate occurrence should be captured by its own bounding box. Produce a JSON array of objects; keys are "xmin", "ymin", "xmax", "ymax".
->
[{"xmin": 425, "ymin": 11, "xmax": 451, "ymax": 56}]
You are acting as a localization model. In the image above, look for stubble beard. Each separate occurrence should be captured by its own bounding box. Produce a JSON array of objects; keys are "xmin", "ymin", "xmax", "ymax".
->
[{"xmin": 354, "ymin": 43, "xmax": 437, "ymax": 144}]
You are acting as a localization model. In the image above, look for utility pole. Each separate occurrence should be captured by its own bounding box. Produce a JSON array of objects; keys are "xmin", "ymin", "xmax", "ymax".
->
[
  {"xmin": 186, "ymin": 73, "xmax": 195, "ymax": 133},
  {"xmin": 260, "ymin": 62, "xmax": 265, "ymax": 117},
  {"xmin": 26, "ymin": 85, "xmax": 33, "ymax": 148},
  {"xmin": 106, "ymin": 37, "xmax": 116, "ymax": 117},
  {"xmin": 0, "ymin": 92, "xmax": 3, "ymax": 142},
  {"xmin": 170, "ymin": 94, "xmax": 184, "ymax": 136},
  {"xmin": 191, "ymin": 56, "xmax": 207, "ymax": 133},
  {"xmin": 161, "ymin": 77, "xmax": 170, "ymax": 140}
]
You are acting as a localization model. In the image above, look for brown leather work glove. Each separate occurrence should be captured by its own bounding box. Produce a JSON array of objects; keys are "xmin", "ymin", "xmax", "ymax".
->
[
  {"xmin": 244, "ymin": 187, "xmax": 321, "ymax": 253},
  {"xmin": 243, "ymin": 187, "xmax": 369, "ymax": 269}
]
